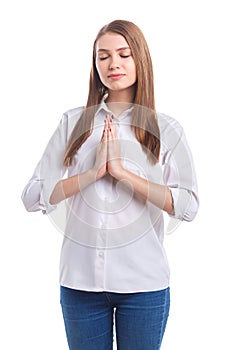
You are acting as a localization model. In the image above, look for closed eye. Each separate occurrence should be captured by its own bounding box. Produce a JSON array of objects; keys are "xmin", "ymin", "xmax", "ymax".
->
[{"xmin": 98, "ymin": 55, "xmax": 130, "ymax": 61}]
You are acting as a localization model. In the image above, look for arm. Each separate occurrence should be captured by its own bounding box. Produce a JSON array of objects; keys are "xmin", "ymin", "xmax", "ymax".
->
[
  {"xmin": 160, "ymin": 115, "xmax": 199, "ymax": 221},
  {"xmin": 105, "ymin": 114, "xmax": 198, "ymax": 220},
  {"xmin": 21, "ymin": 114, "xmax": 68, "ymax": 213},
  {"xmin": 49, "ymin": 117, "xmax": 109, "ymax": 205},
  {"xmin": 49, "ymin": 170, "xmax": 95, "ymax": 205},
  {"xmin": 22, "ymin": 109, "xmax": 83, "ymax": 213},
  {"xmin": 112, "ymin": 168, "xmax": 174, "ymax": 215},
  {"xmin": 106, "ymin": 115, "xmax": 174, "ymax": 215}
]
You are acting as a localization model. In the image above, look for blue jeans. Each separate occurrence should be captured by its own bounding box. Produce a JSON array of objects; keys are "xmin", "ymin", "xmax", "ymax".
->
[{"xmin": 60, "ymin": 286, "xmax": 170, "ymax": 350}]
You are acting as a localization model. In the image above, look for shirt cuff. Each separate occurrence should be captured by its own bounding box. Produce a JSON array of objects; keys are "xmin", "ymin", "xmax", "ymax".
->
[
  {"xmin": 40, "ymin": 179, "xmax": 58, "ymax": 214},
  {"xmin": 169, "ymin": 187, "xmax": 193, "ymax": 221}
]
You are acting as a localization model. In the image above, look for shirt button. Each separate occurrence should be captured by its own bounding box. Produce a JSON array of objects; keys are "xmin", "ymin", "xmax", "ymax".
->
[{"xmin": 99, "ymin": 251, "xmax": 104, "ymax": 257}]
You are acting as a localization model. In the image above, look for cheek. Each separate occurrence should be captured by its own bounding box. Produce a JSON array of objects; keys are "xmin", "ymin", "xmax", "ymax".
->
[
  {"xmin": 96, "ymin": 62, "xmax": 107, "ymax": 81},
  {"xmin": 128, "ymin": 64, "xmax": 137, "ymax": 82}
]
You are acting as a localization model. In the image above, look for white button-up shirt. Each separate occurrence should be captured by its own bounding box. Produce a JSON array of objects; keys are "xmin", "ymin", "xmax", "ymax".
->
[{"xmin": 21, "ymin": 100, "xmax": 199, "ymax": 293}]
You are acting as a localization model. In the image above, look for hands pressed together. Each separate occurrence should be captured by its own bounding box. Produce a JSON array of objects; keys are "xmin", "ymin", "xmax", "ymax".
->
[{"xmin": 94, "ymin": 114, "xmax": 123, "ymax": 180}]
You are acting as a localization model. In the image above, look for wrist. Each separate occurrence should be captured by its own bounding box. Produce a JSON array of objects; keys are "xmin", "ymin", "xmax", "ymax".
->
[
  {"xmin": 111, "ymin": 165, "xmax": 127, "ymax": 180},
  {"xmin": 90, "ymin": 165, "xmax": 107, "ymax": 182},
  {"xmin": 89, "ymin": 167, "xmax": 99, "ymax": 181}
]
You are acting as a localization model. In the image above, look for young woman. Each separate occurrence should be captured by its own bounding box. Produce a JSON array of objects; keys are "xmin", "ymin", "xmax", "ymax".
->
[{"xmin": 22, "ymin": 19, "xmax": 199, "ymax": 350}]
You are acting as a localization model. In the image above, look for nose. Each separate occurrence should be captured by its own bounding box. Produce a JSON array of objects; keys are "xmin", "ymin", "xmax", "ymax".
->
[{"xmin": 109, "ymin": 55, "xmax": 120, "ymax": 70}]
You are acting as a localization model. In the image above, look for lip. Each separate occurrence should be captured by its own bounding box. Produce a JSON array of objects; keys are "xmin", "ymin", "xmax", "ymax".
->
[{"xmin": 108, "ymin": 74, "xmax": 125, "ymax": 80}]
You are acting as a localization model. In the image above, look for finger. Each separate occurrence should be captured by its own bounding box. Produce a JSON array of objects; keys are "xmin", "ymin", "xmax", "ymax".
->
[
  {"xmin": 101, "ymin": 120, "xmax": 108, "ymax": 141},
  {"xmin": 109, "ymin": 119, "xmax": 118, "ymax": 139},
  {"xmin": 106, "ymin": 114, "xmax": 114, "ymax": 125},
  {"xmin": 104, "ymin": 114, "xmax": 110, "ymax": 140},
  {"xmin": 104, "ymin": 121, "xmax": 108, "ymax": 141}
]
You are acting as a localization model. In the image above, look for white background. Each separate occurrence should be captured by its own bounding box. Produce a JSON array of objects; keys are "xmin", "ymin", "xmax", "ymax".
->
[{"xmin": 1, "ymin": 0, "xmax": 232, "ymax": 349}]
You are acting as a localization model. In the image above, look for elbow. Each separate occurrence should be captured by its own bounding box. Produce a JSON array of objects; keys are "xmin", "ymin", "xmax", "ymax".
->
[
  {"xmin": 21, "ymin": 181, "xmax": 42, "ymax": 212},
  {"xmin": 21, "ymin": 195, "xmax": 40, "ymax": 213},
  {"xmin": 183, "ymin": 205, "xmax": 199, "ymax": 222},
  {"xmin": 180, "ymin": 193, "xmax": 199, "ymax": 222},
  {"xmin": 184, "ymin": 196, "xmax": 199, "ymax": 222}
]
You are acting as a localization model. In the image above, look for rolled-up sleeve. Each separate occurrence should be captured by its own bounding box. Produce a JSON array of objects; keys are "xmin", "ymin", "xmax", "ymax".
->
[
  {"xmin": 161, "ymin": 117, "xmax": 199, "ymax": 221},
  {"xmin": 21, "ymin": 114, "xmax": 68, "ymax": 214}
]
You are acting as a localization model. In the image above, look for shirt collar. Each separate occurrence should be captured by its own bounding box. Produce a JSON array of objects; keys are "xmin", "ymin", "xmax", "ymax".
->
[
  {"xmin": 95, "ymin": 97, "xmax": 134, "ymax": 122},
  {"xmin": 95, "ymin": 98, "xmax": 112, "ymax": 116}
]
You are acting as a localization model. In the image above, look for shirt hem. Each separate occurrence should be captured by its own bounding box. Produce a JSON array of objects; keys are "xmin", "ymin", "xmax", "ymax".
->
[{"xmin": 59, "ymin": 282, "xmax": 170, "ymax": 294}]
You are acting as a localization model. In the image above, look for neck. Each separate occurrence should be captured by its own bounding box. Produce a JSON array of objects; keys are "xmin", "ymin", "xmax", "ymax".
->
[
  {"xmin": 105, "ymin": 86, "xmax": 135, "ymax": 117},
  {"xmin": 105, "ymin": 101, "xmax": 133, "ymax": 117}
]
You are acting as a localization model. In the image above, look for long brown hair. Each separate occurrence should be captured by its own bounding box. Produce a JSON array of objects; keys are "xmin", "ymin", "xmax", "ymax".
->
[{"xmin": 64, "ymin": 19, "xmax": 160, "ymax": 167}]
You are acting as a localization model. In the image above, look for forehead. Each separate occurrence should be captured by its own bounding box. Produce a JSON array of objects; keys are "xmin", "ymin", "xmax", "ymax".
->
[{"xmin": 96, "ymin": 32, "xmax": 129, "ymax": 51}]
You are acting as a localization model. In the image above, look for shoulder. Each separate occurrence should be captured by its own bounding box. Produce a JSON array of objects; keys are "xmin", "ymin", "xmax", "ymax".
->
[
  {"xmin": 157, "ymin": 112, "xmax": 185, "ymax": 153},
  {"xmin": 62, "ymin": 106, "xmax": 84, "ymax": 122},
  {"xmin": 60, "ymin": 106, "xmax": 85, "ymax": 136},
  {"xmin": 157, "ymin": 112, "xmax": 183, "ymax": 134}
]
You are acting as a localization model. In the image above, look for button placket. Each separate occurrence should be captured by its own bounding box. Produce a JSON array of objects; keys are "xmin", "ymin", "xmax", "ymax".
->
[{"xmin": 94, "ymin": 197, "xmax": 108, "ymax": 289}]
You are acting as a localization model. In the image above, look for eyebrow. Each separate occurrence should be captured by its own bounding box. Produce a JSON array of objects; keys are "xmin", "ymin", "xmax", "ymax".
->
[{"xmin": 97, "ymin": 46, "xmax": 130, "ymax": 53}]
